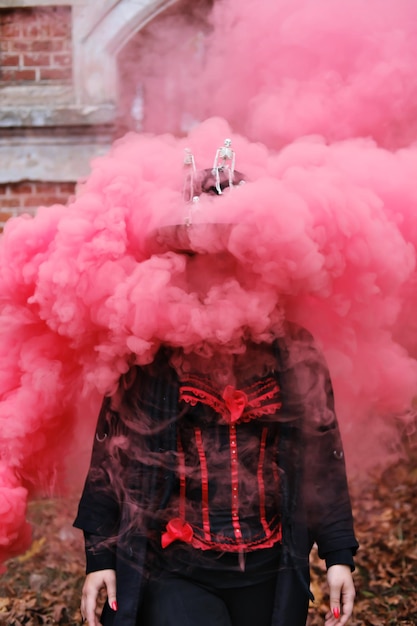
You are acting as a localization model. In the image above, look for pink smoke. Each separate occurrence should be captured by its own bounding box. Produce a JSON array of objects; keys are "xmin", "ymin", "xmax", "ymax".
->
[
  {"xmin": 1, "ymin": 0, "xmax": 417, "ymax": 566},
  {"xmin": 130, "ymin": 0, "xmax": 417, "ymax": 148}
]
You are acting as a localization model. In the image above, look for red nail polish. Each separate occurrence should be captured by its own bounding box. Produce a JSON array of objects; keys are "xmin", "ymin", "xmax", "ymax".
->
[
  {"xmin": 111, "ymin": 601, "xmax": 118, "ymax": 611},
  {"xmin": 333, "ymin": 607, "xmax": 340, "ymax": 619}
]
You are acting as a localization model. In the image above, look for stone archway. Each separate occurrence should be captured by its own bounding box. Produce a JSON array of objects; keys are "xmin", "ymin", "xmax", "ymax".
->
[
  {"xmin": 0, "ymin": 0, "xmax": 186, "ymax": 197},
  {"xmin": 73, "ymin": 0, "xmax": 181, "ymax": 109}
]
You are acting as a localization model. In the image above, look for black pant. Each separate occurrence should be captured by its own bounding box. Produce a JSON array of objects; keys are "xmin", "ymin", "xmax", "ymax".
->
[{"xmin": 141, "ymin": 573, "xmax": 277, "ymax": 626}]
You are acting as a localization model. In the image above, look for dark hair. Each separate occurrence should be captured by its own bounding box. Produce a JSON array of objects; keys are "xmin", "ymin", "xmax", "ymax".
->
[{"xmin": 196, "ymin": 168, "xmax": 246, "ymax": 196}]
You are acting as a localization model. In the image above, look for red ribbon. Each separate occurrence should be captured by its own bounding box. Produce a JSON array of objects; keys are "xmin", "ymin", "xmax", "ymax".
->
[
  {"xmin": 161, "ymin": 518, "xmax": 194, "ymax": 548},
  {"xmin": 222, "ymin": 386, "xmax": 248, "ymax": 423}
]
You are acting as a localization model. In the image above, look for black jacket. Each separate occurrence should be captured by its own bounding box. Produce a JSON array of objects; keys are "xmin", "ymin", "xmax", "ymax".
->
[{"xmin": 74, "ymin": 323, "xmax": 358, "ymax": 626}]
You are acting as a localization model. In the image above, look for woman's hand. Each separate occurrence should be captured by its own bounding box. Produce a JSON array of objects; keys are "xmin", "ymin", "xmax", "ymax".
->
[
  {"xmin": 324, "ymin": 564, "xmax": 355, "ymax": 625},
  {"xmin": 81, "ymin": 569, "xmax": 117, "ymax": 625}
]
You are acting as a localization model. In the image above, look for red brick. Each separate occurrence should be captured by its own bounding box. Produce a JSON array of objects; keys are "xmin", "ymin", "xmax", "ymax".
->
[
  {"xmin": 0, "ymin": 12, "xmax": 13, "ymax": 26},
  {"xmin": 61, "ymin": 39, "xmax": 72, "ymax": 52},
  {"xmin": 0, "ymin": 8, "xmax": 26, "ymax": 22},
  {"xmin": 57, "ymin": 182, "xmax": 76, "ymax": 193},
  {"xmin": 53, "ymin": 53, "xmax": 72, "ymax": 67},
  {"xmin": 21, "ymin": 23, "xmax": 51, "ymax": 39},
  {"xmin": 0, "ymin": 68, "xmax": 37, "ymax": 82},
  {"xmin": 23, "ymin": 53, "xmax": 51, "ymax": 67},
  {"xmin": 8, "ymin": 41, "xmax": 31, "ymax": 52},
  {"xmin": 0, "ymin": 69, "xmax": 12, "ymax": 81},
  {"xmin": 0, "ymin": 210, "xmax": 15, "ymax": 220},
  {"xmin": 1, "ymin": 23, "xmax": 22, "ymax": 38},
  {"xmin": 12, "ymin": 182, "xmax": 33, "ymax": 194},
  {"xmin": 17, "ymin": 68, "xmax": 37, "ymax": 80},
  {"xmin": 23, "ymin": 195, "xmax": 60, "ymax": 207},
  {"xmin": 49, "ymin": 21, "xmax": 71, "ymax": 39},
  {"xmin": 22, "ymin": 197, "xmax": 44, "ymax": 208},
  {"xmin": 0, "ymin": 198, "xmax": 20, "ymax": 208},
  {"xmin": 39, "ymin": 67, "xmax": 72, "ymax": 81},
  {"xmin": 33, "ymin": 182, "xmax": 55, "ymax": 193},
  {"xmin": 2, "ymin": 54, "xmax": 20, "ymax": 67},
  {"xmin": 0, "ymin": 185, "xmax": 7, "ymax": 195},
  {"xmin": 55, "ymin": 196, "xmax": 72, "ymax": 206},
  {"xmin": 31, "ymin": 40, "xmax": 64, "ymax": 53}
]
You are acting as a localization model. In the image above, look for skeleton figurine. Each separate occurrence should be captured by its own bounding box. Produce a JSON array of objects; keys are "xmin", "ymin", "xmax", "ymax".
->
[
  {"xmin": 212, "ymin": 138, "xmax": 235, "ymax": 194},
  {"xmin": 183, "ymin": 148, "xmax": 200, "ymax": 226},
  {"xmin": 182, "ymin": 140, "xmax": 241, "ymax": 225},
  {"xmin": 183, "ymin": 148, "xmax": 197, "ymax": 204}
]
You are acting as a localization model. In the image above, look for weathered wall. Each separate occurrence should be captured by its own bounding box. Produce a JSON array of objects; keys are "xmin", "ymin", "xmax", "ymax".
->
[{"xmin": 0, "ymin": 0, "xmax": 189, "ymax": 230}]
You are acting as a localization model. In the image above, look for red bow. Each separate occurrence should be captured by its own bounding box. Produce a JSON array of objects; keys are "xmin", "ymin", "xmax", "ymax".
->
[
  {"xmin": 161, "ymin": 518, "xmax": 194, "ymax": 548},
  {"xmin": 222, "ymin": 386, "xmax": 248, "ymax": 423}
]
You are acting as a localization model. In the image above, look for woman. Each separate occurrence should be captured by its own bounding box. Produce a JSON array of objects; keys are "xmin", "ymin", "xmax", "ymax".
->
[
  {"xmin": 74, "ymin": 320, "xmax": 357, "ymax": 626},
  {"xmin": 74, "ymin": 154, "xmax": 358, "ymax": 626}
]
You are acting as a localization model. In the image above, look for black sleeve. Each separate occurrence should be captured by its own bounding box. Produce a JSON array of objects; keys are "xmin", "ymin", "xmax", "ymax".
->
[
  {"xmin": 279, "ymin": 323, "xmax": 359, "ymax": 562},
  {"xmin": 324, "ymin": 549, "xmax": 355, "ymax": 571},
  {"xmin": 304, "ymin": 417, "xmax": 359, "ymax": 561},
  {"xmin": 84, "ymin": 531, "xmax": 117, "ymax": 574},
  {"xmin": 73, "ymin": 397, "xmax": 123, "ymax": 537},
  {"xmin": 302, "ymin": 329, "xmax": 358, "ymax": 560}
]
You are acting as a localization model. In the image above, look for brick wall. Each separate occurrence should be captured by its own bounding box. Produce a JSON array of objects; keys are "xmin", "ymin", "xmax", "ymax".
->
[
  {"xmin": 0, "ymin": 6, "xmax": 72, "ymax": 84},
  {"xmin": 0, "ymin": 5, "xmax": 75, "ymax": 232},
  {"xmin": 0, "ymin": 181, "xmax": 76, "ymax": 232}
]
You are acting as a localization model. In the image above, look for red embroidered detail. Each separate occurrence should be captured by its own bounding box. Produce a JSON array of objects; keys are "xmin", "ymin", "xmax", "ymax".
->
[
  {"xmin": 222, "ymin": 386, "xmax": 248, "ymax": 423},
  {"xmin": 161, "ymin": 518, "xmax": 194, "ymax": 548},
  {"xmin": 180, "ymin": 375, "xmax": 281, "ymax": 424},
  {"xmin": 229, "ymin": 423, "xmax": 243, "ymax": 541},
  {"xmin": 180, "ymin": 378, "xmax": 225, "ymax": 414},
  {"xmin": 194, "ymin": 427, "xmax": 211, "ymax": 542},
  {"xmin": 190, "ymin": 522, "xmax": 282, "ymax": 552},
  {"xmin": 257, "ymin": 427, "xmax": 271, "ymax": 536}
]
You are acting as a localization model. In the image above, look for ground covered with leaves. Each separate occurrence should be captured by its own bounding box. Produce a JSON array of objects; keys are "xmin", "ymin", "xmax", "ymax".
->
[
  {"xmin": 308, "ymin": 447, "xmax": 417, "ymax": 626},
  {"xmin": 1, "ymin": 448, "xmax": 416, "ymax": 626}
]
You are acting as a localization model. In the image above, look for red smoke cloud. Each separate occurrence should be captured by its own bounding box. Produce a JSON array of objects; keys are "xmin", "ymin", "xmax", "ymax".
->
[{"xmin": 1, "ymin": 0, "xmax": 417, "ymax": 568}]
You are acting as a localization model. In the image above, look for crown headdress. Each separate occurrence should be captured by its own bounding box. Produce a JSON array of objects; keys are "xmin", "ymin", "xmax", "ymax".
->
[
  {"xmin": 146, "ymin": 140, "xmax": 245, "ymax": 253},
  {"xmin": 183, "ymin": 139, "xmax": 245, "ymax": 207}
]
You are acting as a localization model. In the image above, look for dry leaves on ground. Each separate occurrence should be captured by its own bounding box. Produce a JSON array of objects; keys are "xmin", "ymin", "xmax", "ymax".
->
[{"xmin": 1, "ymin": 448, "xmax": 416, "ymax": 625}]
